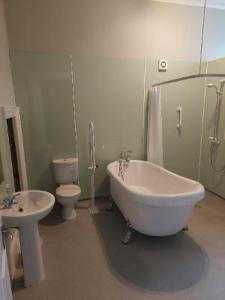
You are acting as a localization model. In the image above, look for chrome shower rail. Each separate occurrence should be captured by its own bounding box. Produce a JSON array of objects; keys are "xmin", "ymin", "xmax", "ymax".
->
[{"xmin": 152, "ymin": 73, "xmax": 225, "ymax": 87}]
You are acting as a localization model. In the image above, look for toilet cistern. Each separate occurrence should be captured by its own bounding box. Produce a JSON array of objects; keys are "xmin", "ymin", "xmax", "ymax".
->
[{"xmin": 52, "ymin": 158, "xmax": 81, "ymax": 221}]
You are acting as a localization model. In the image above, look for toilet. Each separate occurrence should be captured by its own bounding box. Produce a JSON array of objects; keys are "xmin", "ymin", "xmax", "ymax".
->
[{"xmin": 52, "ymin": 158, "xmax": 81, "ymax": 220}]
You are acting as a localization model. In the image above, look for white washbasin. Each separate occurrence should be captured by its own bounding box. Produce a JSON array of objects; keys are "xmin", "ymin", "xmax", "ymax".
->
[
  {"xmin": 1, "ymin": 190, "xmax": 55, "ymax": 227},
  {"xmin": 1, "ymin": 190, "xmax": 55, "ymax": 288}
]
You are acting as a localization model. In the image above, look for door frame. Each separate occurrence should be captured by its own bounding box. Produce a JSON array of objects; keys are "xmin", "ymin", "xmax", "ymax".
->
[{"xmin": 0, "ymin": 106, "xmax": 28, "ymax": 191}]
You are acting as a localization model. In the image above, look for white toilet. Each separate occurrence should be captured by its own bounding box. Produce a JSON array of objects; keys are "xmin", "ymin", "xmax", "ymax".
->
[{"xmin": 52, "ymin": 158, "xmax": 81, "ymax": 221}]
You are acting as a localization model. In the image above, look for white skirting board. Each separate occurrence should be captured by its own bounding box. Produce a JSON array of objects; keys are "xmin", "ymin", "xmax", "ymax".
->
[{"xmin": 0, "ymin": 249, "xmax": 13, "ymax": 300}]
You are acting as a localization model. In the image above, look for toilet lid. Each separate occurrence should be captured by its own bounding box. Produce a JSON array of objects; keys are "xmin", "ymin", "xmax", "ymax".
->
[{"xmin": 56, "ymin": 184, "xmax": 81, "ymax": 197}]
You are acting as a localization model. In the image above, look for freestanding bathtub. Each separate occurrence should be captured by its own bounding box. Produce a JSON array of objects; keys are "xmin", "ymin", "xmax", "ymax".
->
[{"xmin": 107, "ymin": 160, "xmax": 205, "ymax": 237}]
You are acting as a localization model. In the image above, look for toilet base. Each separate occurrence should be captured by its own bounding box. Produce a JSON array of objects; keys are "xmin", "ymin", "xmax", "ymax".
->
[{"xmin": 62, "ymin": 206, "xmax": 76, "ymax": 220}]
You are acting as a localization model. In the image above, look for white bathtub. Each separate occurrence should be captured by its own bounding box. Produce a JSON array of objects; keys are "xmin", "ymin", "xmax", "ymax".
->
[{"xmin": 107, "ymin": 160, "xmax": 205, "ymax": 236}]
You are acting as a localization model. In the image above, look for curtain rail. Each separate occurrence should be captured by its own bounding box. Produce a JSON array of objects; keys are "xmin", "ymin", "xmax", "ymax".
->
[{"xmin": 152, "ymin": 73, "xmax": 225, "ymax": 87}]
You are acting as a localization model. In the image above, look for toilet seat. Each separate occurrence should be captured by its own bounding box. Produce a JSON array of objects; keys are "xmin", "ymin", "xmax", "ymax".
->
[{"xmin": 56, "ymin": 184, "xmax": 81, "ymax": 198}]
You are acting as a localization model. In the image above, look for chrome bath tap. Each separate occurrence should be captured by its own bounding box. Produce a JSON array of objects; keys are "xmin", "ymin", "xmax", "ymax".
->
[{"xmin": 118, "ymin": 150, "xmax": 132, "ymax": 180}]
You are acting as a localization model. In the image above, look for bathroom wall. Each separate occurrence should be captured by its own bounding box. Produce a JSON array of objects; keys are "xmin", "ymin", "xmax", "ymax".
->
[
  {"xmin": 11, "ymin": 54, "xmax": 204, "ymax": 198},
  {"xmin": 202, "ymin": 7, "xmax": 225, "ymax": 61},
  {"xmin": 0, "ymin": 0, "xmax": 15, "ymax": 189},
  {"xmin": 4, "ymin": 0, "xmax": 205, "ymax": 61},
  {"xmin": 0, "ymin": 0, "xmax": 17, "ymax": 278},
  {"xmin": 5, "ymin": 0, "xmax": 225, "ymax": 198},
  {"xmin": 0, "ymin": 0, "xmax": 15, "ymax": 106},
  {"xmin": 10, "ymin": 53, "xmax": 75, "ymax": 192},
  {"xmin": 146, "ymin": 61, "xmax": 205, "ymax": 180},
  {"xmin": 73, "ymin": 57, "xmax": 146, "ymax": 197},
  {"xmin": 11, "ymin": 53, "xmax": 147, "ymax": 196},
  {"xmin": 200, "ymin": 57, "xmax": 225, "ymax": 198}
]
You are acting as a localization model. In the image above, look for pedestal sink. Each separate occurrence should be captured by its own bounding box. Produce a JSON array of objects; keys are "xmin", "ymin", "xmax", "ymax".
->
[{"xmin": 1, "ymin": 190, "xmax": 55, "ymax": 287}]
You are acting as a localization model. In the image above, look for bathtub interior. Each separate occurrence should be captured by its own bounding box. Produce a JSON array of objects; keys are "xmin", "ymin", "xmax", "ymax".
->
[
  {"xmin": 109, "ymin": 165, "xmax": 198, "ymax": 236},
  {"xmin": 109, "ymin": 160, "xmax": 203, "ymax": 195}
]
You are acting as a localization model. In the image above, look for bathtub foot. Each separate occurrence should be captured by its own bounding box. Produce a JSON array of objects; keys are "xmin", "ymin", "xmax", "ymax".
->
[
  {"xmin": 106, "ymin": 198, "xmax": 116, "ymax": 211},
  {"xmin": 121, "ymin": 222, "xmax": 134, "ymax": 245},
  {"xmin": 182, "ymin": 225, "xmax": 189, "ymax": 231}
]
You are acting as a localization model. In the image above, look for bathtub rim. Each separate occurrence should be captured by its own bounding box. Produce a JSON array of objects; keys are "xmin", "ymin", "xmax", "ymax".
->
[{"xmin": 107, "ymin": 160, "xmax": 205, "ymax": 206}]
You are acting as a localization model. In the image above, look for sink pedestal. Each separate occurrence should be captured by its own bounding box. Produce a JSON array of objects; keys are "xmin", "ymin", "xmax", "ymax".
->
[
  {"xmin": 1, "ymin": 190, "xmax": 55, "ymax": 288},
  {"xmin": 19, "ymin": 223, "xmax": 45, "ymax": 287}
]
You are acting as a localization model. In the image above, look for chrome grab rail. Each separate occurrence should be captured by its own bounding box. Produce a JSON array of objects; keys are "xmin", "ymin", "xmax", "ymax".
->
[{"xmin": 88, "ymin": 121, "xmax": 99, "ymax": 214}]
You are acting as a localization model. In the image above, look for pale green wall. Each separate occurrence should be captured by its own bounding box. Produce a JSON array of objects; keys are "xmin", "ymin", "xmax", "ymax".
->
[
  {"xmin": 11, "ymin": 53, "xmax": 75, "ymax": 192},
  {"xmin": 11, "ymin": 52, "xmax": 205, "ymax": 198},
  {"xmin": 11, "ymin": 52, "xmax": 225, "ymax": 199},
  {"xmin": 146, "ymin": 61, "xmax": 205, "ymax": 180},
  {"xmin": 161, "ymin": 79, "xmax": 205, "ymax": 180},
  {"xmin": 200, "ymin": 57, "xmax": 225, "ymax": 198},
  {"xmin": 11, "ymin": 53, "xmax": 147, "ymax": 197},
  {"xmin": 73, "ymin": 57, "xmax": 145, "ymax": 198}
]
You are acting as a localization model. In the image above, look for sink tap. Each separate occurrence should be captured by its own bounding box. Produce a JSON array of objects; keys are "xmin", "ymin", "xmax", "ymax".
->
[{"xmin": 1, "ymin": 190, "xmax": 20, "ymax": 209}]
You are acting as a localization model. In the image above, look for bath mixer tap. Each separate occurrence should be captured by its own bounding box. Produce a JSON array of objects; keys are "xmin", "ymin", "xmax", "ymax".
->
[{"xmin": 118, "ymin": 150, "xmax": 132, "ymax": 180}]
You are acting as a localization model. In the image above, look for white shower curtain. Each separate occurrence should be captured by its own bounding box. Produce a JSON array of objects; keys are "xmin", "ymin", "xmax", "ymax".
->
[{"xmin": 147, "ymin": 86, "xmax": 164, "ymax": 166}]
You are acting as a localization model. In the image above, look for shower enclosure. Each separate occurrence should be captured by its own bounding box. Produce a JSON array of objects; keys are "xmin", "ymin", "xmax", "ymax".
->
[{"xmin": 207, "ymin": 81, "xmax": 225, "ymax": 172}]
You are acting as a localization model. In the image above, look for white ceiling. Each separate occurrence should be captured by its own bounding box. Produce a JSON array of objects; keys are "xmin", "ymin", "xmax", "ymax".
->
[{"xmin": 153, "ymin": 0, "xmax": 225, "ymax": 9}]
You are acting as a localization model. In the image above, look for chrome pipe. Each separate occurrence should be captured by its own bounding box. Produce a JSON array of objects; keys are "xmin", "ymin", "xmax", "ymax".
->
[{"xmin": 88, "ymin": 121, "xmax": 99, "ymax": 214}]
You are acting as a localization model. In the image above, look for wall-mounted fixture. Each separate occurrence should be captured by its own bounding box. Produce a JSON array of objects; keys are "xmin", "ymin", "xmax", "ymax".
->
[
  {"xmin": 158, "ymin": 59, "xmax": 168, "ymax": 72},
  {"xmin": 176, "ymin": 106, "xmax": 183, "ymax": 131},
  {"xmin": 207, "ymin": 80, "xmax": 225, "ymax": 172},
  {"xmin": 207, "ymin": 80, "xmax": 225, "ymax": 145}
]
